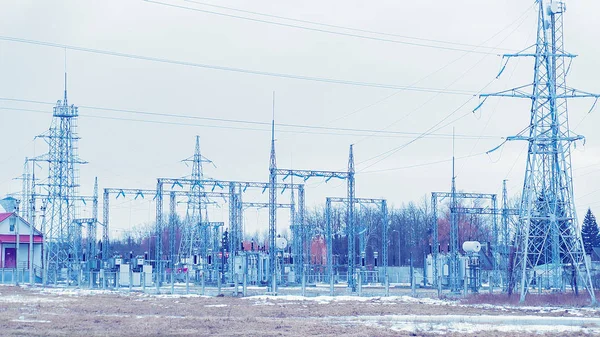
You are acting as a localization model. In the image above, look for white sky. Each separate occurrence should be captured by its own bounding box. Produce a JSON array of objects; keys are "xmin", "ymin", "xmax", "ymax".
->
[{"xmin": 1, "ymin": 0, "xmax": 599, "ymax": 239}]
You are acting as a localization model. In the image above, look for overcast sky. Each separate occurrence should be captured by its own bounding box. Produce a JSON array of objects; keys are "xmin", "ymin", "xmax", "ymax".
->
[{"xmin": 1, "ymin": 0, "xmax": 600, "ymax": 238}]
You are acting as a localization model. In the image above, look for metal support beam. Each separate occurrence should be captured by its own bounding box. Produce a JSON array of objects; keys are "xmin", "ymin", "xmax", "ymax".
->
[
  {"xmin": 155, "ymin": 181, "xmax": 163, "ymax": 291},
  {"xmin": 298, "ymin": 185, "xmax": 305, "ymax": 284},
  {"xmin": 169, "ymin": 192, "xmax": 176, "ymax": 270}
]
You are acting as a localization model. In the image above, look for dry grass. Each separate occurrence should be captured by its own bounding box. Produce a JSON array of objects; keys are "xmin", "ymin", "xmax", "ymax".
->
[
  {"xmin": 462, "ymin": 291, "xmax": 598, "ymax": 307},
  {"xmin": 0, "ymin": 286, "xmax": 596, "ymax": 336}
]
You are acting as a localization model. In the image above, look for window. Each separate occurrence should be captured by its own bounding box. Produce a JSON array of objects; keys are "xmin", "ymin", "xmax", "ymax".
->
[{"xmin": 9, "ymin": 217, "xmax": 16, "ymax": 232}]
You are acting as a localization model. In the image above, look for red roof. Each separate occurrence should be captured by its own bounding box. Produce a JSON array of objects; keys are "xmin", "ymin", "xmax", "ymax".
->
[{"xmin": 0, "ymin": 213, "xmax": 13, "ymax": 223}]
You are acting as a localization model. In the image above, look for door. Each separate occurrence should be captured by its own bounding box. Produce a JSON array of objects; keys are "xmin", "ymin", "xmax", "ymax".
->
[{"xmin": 4, "ymin": 248, "xmax": 16, "ymax": 268}]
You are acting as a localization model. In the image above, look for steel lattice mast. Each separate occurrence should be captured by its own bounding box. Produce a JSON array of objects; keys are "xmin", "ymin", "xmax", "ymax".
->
[
  {"xmin": 39, "ymin": 74, "xmax": 86, "ymax": 284},
  {"xmin": 179, "ymin": 136, "xmax": 212, "ymax": 263},
  {"xmin": 481, "ymin": 0, "xmax": 597, "ymax": 303},
  {"xmin": 449, "ymin": 154, "xmax": 459, "ymax": 292},
  {"xmin": 268, "ymin": 103, "xmax": 277, "ymax": 293},
  {"xmin": 347, "ymin": 145, "xmax": 356, "ymax": 290}
]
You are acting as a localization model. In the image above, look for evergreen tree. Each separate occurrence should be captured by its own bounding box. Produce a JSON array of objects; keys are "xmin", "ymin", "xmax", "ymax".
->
[{"xmin": 581, "ymin": 208, "xmax": 600, "ymax": 254}]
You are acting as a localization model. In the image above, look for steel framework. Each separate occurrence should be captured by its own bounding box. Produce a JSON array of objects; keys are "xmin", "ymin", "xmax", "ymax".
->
[
  {"xmin": 179, "ymin": 136, "xmax": 213, "ymax": 270},
  {"xmin": 31, "ymin": 79, "xmax": 90, "ymax": 284},
  {"xmin": 154, "ymin": 177, "xmax": 303, "ymax": 289},
  {"xmin": 325, "ymin": 197, "xmax": 388, "ymax": 289},
  {"xmin": 269, "ymin": 140, "xmax": 353, "ymax": 291},
  {"xmin": 155, "ymin": 182, "xmax": 229, "ymax": 290},
  {"xmin": 479, "ymin": 0, "xmax": 597, "ymax": 303},
  {"xmin": 72, "ymin": 178, "xmax": 100, "ymax": 267},
  {"xmin": 102, "ymin": 188, "xmax": 157, "ymax": 261},
  {"xmin": 431, "ymin": 189, "xmax": 498, "ymax": 292}
]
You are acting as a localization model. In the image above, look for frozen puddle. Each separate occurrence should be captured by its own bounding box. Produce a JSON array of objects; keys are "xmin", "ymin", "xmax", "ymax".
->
[{"xmin": 325, "ymin": 315, "xmax": 600, "ymax": 334}]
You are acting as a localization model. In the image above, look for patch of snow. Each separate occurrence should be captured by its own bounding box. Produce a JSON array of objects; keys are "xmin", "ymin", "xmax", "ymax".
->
[
  {"xmin": 252, "ymin": 300, "xmax": 275, "ymax": 306},
  {"xmin": 38, "ymin": 288, "xmax": 125, "ymax": 297},
  {"xmin": 97, "ymin": 313, "xmax": 131, "ymax": 318},
  {"xmin": 244, "ymin": 295, "xmax": 376, "ymax": 304},
  {"xmin": 132, "ymin": 314, "xmax": 185, "ymax": 319},
  {"xmin": 325, "ymin": 314, "xmax": 600, "ymax": 334},
  {"xmin": 387, "ymin": 295, "xmax": 457, "ymax": 306},
  {"xmin": 149, "ymin": 293, "xmax": 209, "ymax": 299},
  {"xmin": 204, "ymin": 304, "xmax": 228, "ymax": 308},
  {"xmin": 11, "ymin": 318, "xmax": 51, "ymax": 323},
  {"xmin": 0, "ymin": 294, "xmax": 71, "ymax": 304},
  {"xmin": 468, "ymin": 303, "xmax": 594, "ymax": 316},
  {"xmin": 243, "ymin": 294, "xmax": 459, "ymax": 307}
]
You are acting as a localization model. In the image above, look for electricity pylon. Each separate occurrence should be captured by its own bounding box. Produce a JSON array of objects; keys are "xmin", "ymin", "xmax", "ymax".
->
[
  {"xmin": 480, "ymin": 0, "xmax": 597, "ymax": 303},
  {"xmin": 179, "ymin": 136, "xmax": 213, "ymax": 264},
  {"xmin": 38, "ymin": 74, "xmax": 87, "ymax": 284}
]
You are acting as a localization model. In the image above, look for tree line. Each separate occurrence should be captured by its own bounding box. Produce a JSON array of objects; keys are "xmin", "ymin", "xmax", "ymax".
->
[{"xmin": 107, "ymin": 194, "xmax": 500, "ymax": 267}]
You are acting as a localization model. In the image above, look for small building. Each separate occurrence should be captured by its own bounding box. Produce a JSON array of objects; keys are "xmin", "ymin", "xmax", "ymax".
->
[{"xmin": 0, "ymin": 213, "xmax": 43, "ymax": 269}]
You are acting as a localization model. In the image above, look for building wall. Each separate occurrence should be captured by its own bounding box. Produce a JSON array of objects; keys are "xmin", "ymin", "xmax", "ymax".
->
[
  {"xmin": 0, "ymin": 215, "xmax": 39, "ymax": 235},
  {"xmin": 0, "ymin": 215, "xmax": 17, "ymax": 234},
  {"xmin": 1, "ymin": 243, "xmax": 42, "ymax": 268},
  {"xmin": 0, "ymin": 214, "xmax": 43, "ymax": 269}
]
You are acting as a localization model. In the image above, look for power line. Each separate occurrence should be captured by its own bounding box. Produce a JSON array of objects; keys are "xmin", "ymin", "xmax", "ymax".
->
[
  {"xmin": 179, "ymin": 0, "xmax": 521, "ymax": 52},
  {"xmin": 351, "ymin": 6, "xmax": 532, "ymax": 150},
  {"xmin": 357, "ymin": 151, "xmax": 488, "ymax": 174},
  {"xmin": 0, "ymin": 104, "xmax": 503, "ymax": 140},
  {"xmin": 458, "ymin": 40, "xmax": 528, "ymax": 175},
  {"xmin": 457, "ymin": 9, "xmax": 538, "ymax": 179},
  {"xmin": 355, "ymin": 78, "xmax": 495, "ymax": 172},
  {"xmin": 352, "ymin": 59, "xmax": 484, "ymax": 146},
  {"xmin": 361, "ymin": 7, "xmax": 531, "ymax": 164},
  {"xmin": 145, "ymin": 0, "xmax": 508, "ymax": 56},
  {"xmin": 0, "ymin": 35, "xmax": 479, "ymax": 95}
]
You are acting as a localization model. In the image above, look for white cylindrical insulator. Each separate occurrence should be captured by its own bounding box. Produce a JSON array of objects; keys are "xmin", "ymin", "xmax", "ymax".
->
[
  {"xmin": 462, "ymin": 241, "xmax": 481, "ymax": 253},
  {"xmin": 276, "ymin": 237, "xmax": 288, "ymax": 250}
]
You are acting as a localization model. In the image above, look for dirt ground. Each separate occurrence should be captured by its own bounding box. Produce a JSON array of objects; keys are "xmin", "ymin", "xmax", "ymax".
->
[{"xmin": 0, "ymin": 285, "xmax": 598, "ymax": 337}]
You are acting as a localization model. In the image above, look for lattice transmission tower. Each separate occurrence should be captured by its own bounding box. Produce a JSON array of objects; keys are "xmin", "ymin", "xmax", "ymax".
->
[
  {"xmin": 179, "ymin": 136, "xmax": 213, "ymax": 263},
  {"xmin": 38, "ymin": 75, "xmax": 87, "ymax": 284},
  {"xmin": 481, "ymin": 0, "xmax": 597, "ymax": 303}
]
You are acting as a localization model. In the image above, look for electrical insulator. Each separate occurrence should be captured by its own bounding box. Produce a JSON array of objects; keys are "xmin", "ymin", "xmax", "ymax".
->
[{"xmin": 222, "ymin": 230, "xmax": 229, "ymax": 252}]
